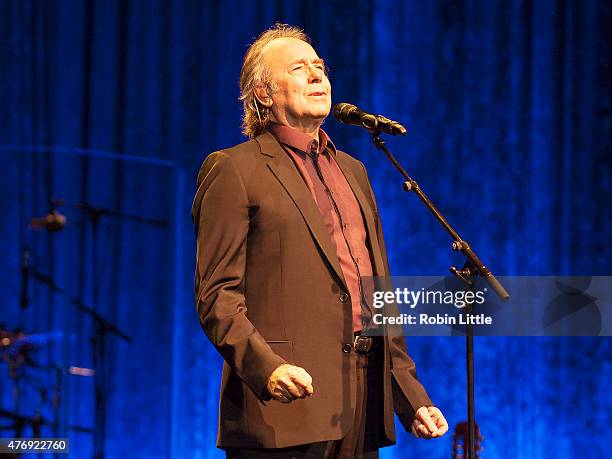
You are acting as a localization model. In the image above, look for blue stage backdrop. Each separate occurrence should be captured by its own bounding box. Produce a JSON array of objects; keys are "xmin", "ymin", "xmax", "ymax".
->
[{"xmin": 1, "ymin": 1, "xmax": 610, "ymax": 458}]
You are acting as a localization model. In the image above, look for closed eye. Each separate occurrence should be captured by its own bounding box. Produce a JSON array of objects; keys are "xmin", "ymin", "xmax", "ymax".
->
[{"xmin": 289, "ymin": 62, "xmax": 328, "ymax": 76}]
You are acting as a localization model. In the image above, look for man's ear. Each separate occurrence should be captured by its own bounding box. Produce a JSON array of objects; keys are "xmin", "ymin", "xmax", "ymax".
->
[{"xmin": 253, "ymin": 84, "xmax": 272, "ymax": 108}]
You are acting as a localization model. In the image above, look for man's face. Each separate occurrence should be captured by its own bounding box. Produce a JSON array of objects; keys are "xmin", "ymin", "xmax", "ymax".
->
[{"xmin": 260, "ymin": 37, "xmax": 332, "ymax": 130}]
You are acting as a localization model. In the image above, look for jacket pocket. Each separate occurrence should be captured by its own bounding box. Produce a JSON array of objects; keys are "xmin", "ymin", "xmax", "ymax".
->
[{"xmin": 266, "ymin": 340, "xmax": 294, "ymax": 363}]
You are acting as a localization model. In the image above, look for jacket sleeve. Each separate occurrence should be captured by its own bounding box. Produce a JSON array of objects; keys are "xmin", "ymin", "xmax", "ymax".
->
[
  {"xmin": 359, "ymin": 161, "xmax": 433, "ymax": 428},
  {"xmin": 191, "ymin": 151, "xmax": 287, "ymax": 402}
]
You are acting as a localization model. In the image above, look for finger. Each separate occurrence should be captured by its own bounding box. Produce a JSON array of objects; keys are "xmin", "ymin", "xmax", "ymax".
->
[
  {"xmin": 293, "ymin": 381, "xmax": 314, "ymax": 396},
  {"xmin": 288, "ymin": 370, "xmax": 314, "ymax": 397},
  {"xmin": 298, "ymin": 379, "xmax": 314, "ymax": 396},
  {"xmin": 417, "ymin": 424, "xmax": 432, "ymax": 439},
  {"xmin": 278, "ymin": 373, "xmax": 302, "ymax": 397},
  {"xmin": 273, "ymin": 385, "xmax": 295, "ymax": 402},
  {"xmin": 288, "ymin": 375, "xmax": 310, "ymax": 395},
  {"xmin": 272, "ymin": 390, "xmax": 292, "ymax": 403},
  {"xmin": 428, "ymin": 407, "xmax": 448, "ymax": 435},
  {"xmin": 277, "ymin": 394, "xmax": 292, "ymax": 403},
  {"xmin": 428, "ymin": 406, "xmax": 443, "ymax": 421},
  {"xmin": 418, "ymin": 412, "xmax": 439, "ymax": 435},
  {"xmin": 280, "ymin": 379, "xmax": 305, "ymax": 399},
  {"xmin": 290, "ymin": 369, "xmax": 313, "ymax": 390},
  {"xmin": 435, "ymin": 415, "xmax": 448, "ymax": 435},
  {"xmin": 298, "ymin": 368, "xmax": 313, "ymax": 387},
  {"xmin": 286, "ymin": 384, "xmax": 305, "ymax": 399}
]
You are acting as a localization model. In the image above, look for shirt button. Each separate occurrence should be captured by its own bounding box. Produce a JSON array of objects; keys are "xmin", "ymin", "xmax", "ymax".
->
[
  {"xmin": 342, "ymin": 343, "xmax": 353, "ymax": 353},
  {"xmin": 339, "ymin": 292, "xmax": 350, "ymax": 302}
]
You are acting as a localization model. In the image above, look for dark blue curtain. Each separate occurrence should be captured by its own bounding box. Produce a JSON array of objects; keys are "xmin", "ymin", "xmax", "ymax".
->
[{"xmin": 1, "ymin": 1, "xmax": 610, "ymax": 458}]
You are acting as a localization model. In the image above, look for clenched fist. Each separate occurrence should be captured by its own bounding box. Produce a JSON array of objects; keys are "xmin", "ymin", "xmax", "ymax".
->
[
  {"xmin": 266, "ymin": 363, "xmax": 314, "ymax": 403},
  {"xmin": 411, "ymin": 406, "xmax": 448, "ymax": 439}
]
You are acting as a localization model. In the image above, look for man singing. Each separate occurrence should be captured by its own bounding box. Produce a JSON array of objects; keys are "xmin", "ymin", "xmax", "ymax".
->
[{"xmin": 192, "ymin": 23, "xmax": 448, "ymax": 458}]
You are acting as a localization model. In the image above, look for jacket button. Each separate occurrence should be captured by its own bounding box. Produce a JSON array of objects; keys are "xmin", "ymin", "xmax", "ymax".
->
[
  {"xmin": 342, "ymin": 343, "xmax": 353, "ymax": 353},
  {"xmin": 339, "ymin": 292, "xmax": 350, "ymax": 302}
]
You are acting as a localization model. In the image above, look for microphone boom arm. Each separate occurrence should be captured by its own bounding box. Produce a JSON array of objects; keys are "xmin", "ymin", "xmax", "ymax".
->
[{"xmin": 370, "ymin": 134, "xmax": 510, "ymax": 300}]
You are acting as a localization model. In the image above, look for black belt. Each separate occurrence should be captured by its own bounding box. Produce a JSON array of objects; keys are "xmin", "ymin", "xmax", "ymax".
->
[{"xmin": 352, "ymin": 331, "xmax": 381, "ymax": 354}]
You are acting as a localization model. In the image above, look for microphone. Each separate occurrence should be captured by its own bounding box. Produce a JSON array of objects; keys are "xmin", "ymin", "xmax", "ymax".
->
[
  {"xmin": 29, "ymin": 210, "xmax": 67, "ymax": 232},
  {"xmin": 333, "ymin": 103, "xmax": 407, "ymax": 136},
  {"xmin": 29, "ymin": 199, "xmax": 67, "ymax": 232}
]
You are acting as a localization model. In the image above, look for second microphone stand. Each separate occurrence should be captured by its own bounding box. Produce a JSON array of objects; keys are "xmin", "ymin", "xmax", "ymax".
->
[{"xmin": 76, "ymin": 203, "xmax": 166, "ymax": 459}]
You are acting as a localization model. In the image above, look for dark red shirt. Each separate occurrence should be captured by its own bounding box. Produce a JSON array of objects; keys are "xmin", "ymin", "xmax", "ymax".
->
[{"xmin": 267, "ymin": 123, "xmax": 374, "ymax": 332}]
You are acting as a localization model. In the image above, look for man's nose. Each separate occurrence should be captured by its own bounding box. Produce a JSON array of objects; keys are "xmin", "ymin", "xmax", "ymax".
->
[{"xmin": 308, "ymin": 65, "xmax": 323, "ymax": 83}]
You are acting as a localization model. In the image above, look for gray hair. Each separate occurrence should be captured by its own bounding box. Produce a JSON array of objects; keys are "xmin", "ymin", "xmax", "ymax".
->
[{"xmin": 239, "ymin": 23, "xmax": 311, "ymax": 139}]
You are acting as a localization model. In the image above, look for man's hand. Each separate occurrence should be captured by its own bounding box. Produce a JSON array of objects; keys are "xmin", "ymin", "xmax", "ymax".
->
[
  {"xmin": 411, "ymin": 406, "xmax": 448, "ymax": 439},
  {"xmin": 266, "ymin": 363, "xmax": 314, "ymax": 403}
]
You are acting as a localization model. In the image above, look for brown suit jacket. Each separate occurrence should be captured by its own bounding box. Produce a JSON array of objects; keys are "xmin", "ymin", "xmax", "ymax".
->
[{"xmin": 192, "ymin": 131, "xmax": 433, "ymax": 449}]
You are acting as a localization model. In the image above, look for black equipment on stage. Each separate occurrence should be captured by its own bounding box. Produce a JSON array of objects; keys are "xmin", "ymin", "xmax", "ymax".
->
[{"xmin": 3, "ymin": 198, "xmax": 167, "ymax": 459}]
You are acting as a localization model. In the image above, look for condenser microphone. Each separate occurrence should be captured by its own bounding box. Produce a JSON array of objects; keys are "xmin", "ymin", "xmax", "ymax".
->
[{"xmin": 333, "ymin": 103, "xmax": 407, "ymax": 136}]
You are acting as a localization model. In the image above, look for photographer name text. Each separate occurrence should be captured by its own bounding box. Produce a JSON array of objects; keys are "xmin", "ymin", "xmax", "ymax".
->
[{"xmin": 372, "ymin": 312, "xmax": 493, "ymax": 326}]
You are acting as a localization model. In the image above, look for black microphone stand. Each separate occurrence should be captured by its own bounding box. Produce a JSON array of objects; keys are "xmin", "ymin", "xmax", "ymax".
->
[
  {"xmin": 20, "ymin": 248, "xmax": 31, "ymax": 310},
  {"xmin": 75, "ymin": 203, "xmax": 166, "ymax": 459},
  {"xmin": 29, "ymin": 267, "xmax": 131, "ymax": 457},
  {"xmin": 369, "ymin": 132, "xmax": 509, "ymax": 459}
]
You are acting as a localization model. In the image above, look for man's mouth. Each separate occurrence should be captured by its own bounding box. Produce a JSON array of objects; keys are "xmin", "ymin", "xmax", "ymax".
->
[{"xmin": 308, "ymin": 91, "xmax": 326, "ymax": 96}]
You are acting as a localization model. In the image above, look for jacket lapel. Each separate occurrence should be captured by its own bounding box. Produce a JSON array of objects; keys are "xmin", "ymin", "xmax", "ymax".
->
[
  {"xmin": 256, "ymin": 132, "xmax": 348, "ymax": 291},
  {"xmin": 334, "ymin": 155, "xmax": 387, "ymax": 278}
]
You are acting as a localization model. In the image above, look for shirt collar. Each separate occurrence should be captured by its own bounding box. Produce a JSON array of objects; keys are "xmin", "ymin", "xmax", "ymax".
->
[{"xmin": 267, "ymin": 122, "xmax": 337, "ymax": 157}]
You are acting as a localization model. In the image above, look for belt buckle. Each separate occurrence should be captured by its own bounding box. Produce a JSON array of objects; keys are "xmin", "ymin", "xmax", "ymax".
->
[{"xmin": 353, "ymin": 335, "xmax": 373, "ymax": 354}]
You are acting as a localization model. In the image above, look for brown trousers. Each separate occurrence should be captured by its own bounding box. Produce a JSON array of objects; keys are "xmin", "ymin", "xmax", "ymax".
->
[{"xmin": 225, "ymin": 343, "xmax": 383, "ymax": 459}]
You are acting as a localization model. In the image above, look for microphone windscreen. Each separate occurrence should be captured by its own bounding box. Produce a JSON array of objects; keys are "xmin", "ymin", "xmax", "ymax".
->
[{"xmin": 333, "ymin": 103, "xmax": 359, "ymax": 124}]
